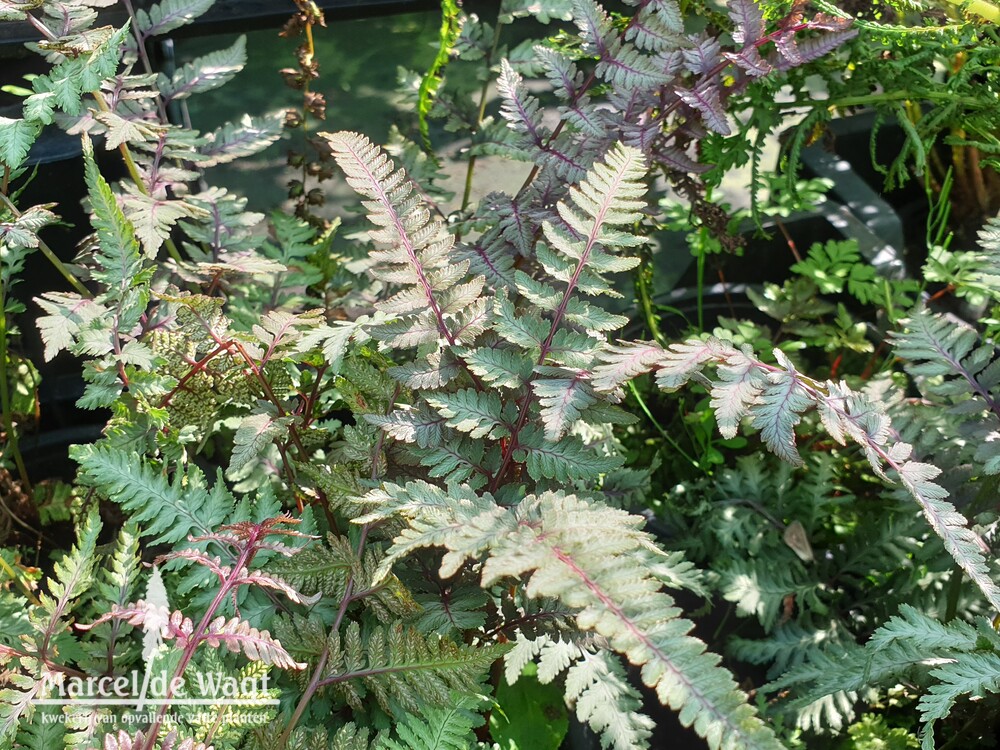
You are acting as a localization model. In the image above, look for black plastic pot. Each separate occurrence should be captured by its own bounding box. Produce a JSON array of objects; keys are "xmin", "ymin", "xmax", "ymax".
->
[
  {"xmin": 0, "ymin": 0, "xmax": 438, "ymax": 49},
  {"xmin": 797, "ymin": 112, "xmax": 927, "ymax": 271},
  {"xmin": 631, "ymin": 198, "xmax": 906, "ymax": 343}
]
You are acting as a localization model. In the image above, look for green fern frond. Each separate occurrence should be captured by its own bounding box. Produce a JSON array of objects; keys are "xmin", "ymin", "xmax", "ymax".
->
[
  {"xmin": 720, "ymin": 560, "xmax": 825, "ymax": 631},
  {"xmin": 378, "ymin": 694, "xmax": 485, "ymax": 750},
  {"xmin": 270, "ymin": 533, "xmax": 351, "ymax": 598},
  {"xmin": 319, "ymin": 622, "xmax": 506, "ymax": 716},
  {"xmin": 729, "ymin": 621, "xmax": 846, "ymax": 679},
  {"xmin": 0, "ymin": 116, "xmax": 40, "ymax": 171},
  {"xmin": 82, "ymin": 133, "xmax": 146, "ymax": 284},
  {"xmin": 919, "ymin": 653, "xmax": 1000, "ymax": 748},
  {"xmin": 73, "ymin": 445, "xmax": 233, "ymax": 545},
  {"xmin": 35, "ymin": 507, "xmax": 102, "ymax": 650}
]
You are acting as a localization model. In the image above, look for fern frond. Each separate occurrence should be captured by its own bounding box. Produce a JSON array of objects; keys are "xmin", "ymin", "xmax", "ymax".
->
[
  {"xmin": 919, "ymin": 653, "xmax": 1000, "ymax": 747},
  {"xmin": 565, "ymin": 649, "xmax": 656, "ymax": 750},
  {"xmin": 730, "ymin": 621, "xmax": 845, "ymax": 679},
  {"xmin": 0, "ymin": 116, "xmax": 40, "ymax": 170},
  {"xmin": 229, "ymin": 410, "xmax": 296, "ymax": 474},
  {"xmin": 516, "ymin": 425, "xmax": 624, "ymax": 482},
  {"xmin": 136, "ymin": 0, "xmax": 213, "ymax": 38},
  {"xmin": 73, "ymin": 445, "xmax": 233, "ymax": 545},
  {"xmin": 198, "ymin": 113, "xmax": 284, "ymax": 167},
  {"xmin": 82, "ymin": 133, "xmax": 146, "ymax": 286},
  {"xmin": 625, "ymin": 0, "xmax": 684, "ymax": 52},
  {"xmin": 378, "ymin": 694, "xmax": 485, "ymax": 750},
  {"xmin": 159, "ymin": 35, "xmax": 247, "ymax": 102},
  {"xmin": 325, "ymin": 131, "xmax": 483, "ymax": 348},
  {"xmin": 541, "ymin": 142, "xmax": 646, "ymax": 300},
  {"xmin": 720, "ymin": 560, "xmax": 824, "ymax": 631},
  {"xmin": 593, "ymin": 336, "xmax": 1000, "ymax": 613},
  {"xmin": 318, "ymin": 622, "xmax": 505, "ymax": 716},
  {"xmin": 366, "ymin": 405, "xmax": 447, "ymax": 448},
  {"xmin": 425, "ymin": 389, "xmax": 508, "ymax": 440},
  {"xmin": 35, "ymin": 507, "xmax": 102, "ymax": 650},
  {"xmin": 496, "ymin": 59, "xmax": 549, "ymax": 153},
  {"xmin": 88, "ymin": 523, "xmax": 142, "ymax": 668},
  {"xmin": 891, "ymin": 309, "xmax": 1000, "ymax": 417},
  {"xmin": 454, "ymin": 228, "xmax": 517, "ymax": 290},
  {"xmin": 361, "ymin": 484, "xmax": 783, "ymax": 750},
  {"xmin": 531, "ymin": 367, "xmax": 598, "ymax": 441},
  {"xmin": 198, "ymin": 615, "xmax": 306, "ymax": 670},
  {"xmin": 459, "ymin": 346, "xmax": 531, "ymax": 389}
]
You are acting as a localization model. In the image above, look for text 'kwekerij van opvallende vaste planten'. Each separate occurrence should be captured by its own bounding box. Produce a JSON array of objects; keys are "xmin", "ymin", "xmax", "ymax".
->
[{"xmin": 3, "ymin": 0, "xmax": 1000, "ymax": 748}]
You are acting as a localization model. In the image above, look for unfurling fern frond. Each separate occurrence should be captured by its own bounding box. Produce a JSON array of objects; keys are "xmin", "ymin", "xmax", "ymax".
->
[{"xmin": 357, "ymin": 484, "xmax": 784, "ymax": 750}]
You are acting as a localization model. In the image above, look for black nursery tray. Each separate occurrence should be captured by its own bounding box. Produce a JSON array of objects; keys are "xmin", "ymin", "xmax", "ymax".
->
[{"xmin": 0, "ymin": 0, "xmax": 438, "ymax": 49}]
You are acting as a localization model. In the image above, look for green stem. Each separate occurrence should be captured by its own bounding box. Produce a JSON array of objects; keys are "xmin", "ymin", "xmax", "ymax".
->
[
  {"xmin": 627, "ymin": 381, "xmax": 701, "ymax": 471},
  {"xmin": 459, "ymin": 11, "xmax": 504, "ymax": 217},
  {"xmin": 637, "ymin": 253, "xmax": 667, "ymax": 348},
  {"xmin": 0, "ymin": 281, "xmax": 30, "ymax": 492}
]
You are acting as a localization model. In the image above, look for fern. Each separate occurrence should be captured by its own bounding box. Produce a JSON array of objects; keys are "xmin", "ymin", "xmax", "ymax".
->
[
  {"xmin": 0, "ymin": 509, "xmax": 102, "ymax": 740},
  {"xmin": 159, "ymin": 34, "xmax": 247, "ymax": 102},
  {"xmin": 136, "ymin": 0, "xmax": 214, "ymax": 38},
  {"xmin": 769, "ymin": 605, "xmax": 1000, "ymax": 744},
  {"xmin": 595, "ymin": 336, "xmax": 1000, "ymax": 615},
  {"xmin": 891, "ymin": 310, "xmax": 1000, "ymax": 429},
  {"xmin": 506, "ymin": 635, "xmax": 655, "ymax": 750},
  {"xmin": 0, "ymin": 1, "xmax": 888, "ymax": 748},
  {"xmin": 0, "ymin": 116, "xmax": 40, "ymax": 170},
  {"xmin": 325, "ymin": 131, "xmax": 481, "ymax": 349},
  {"xmin": 284, "ymin": 618, "xmax": 504, "ymax": 716},
  {"xmin": 377, "ymin": 694, "xmax": 485, "ymax": 750},
  {"xmin": 198, "ymin": 113, "xmax": 285, "ymax": 167},
  {"xmin": 73, "ymin": 445, "xmax": 233, "ymax": 545},
  {"xmin": 358, "ymin": 484, "xmax": 784, "ymax": 750}
]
